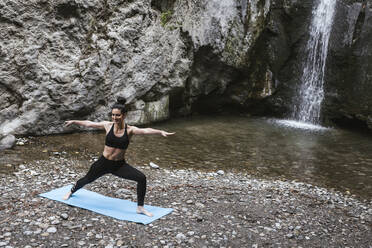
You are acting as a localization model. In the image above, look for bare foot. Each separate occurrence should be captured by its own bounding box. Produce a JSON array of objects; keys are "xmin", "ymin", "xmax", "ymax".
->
[
  {"xmin": 136, "ymin": 206, "xmax": 153, "ymax": 217},
  {"xmin": 62, "ymin": 191, "xmax": 72, "ymax": 201}
]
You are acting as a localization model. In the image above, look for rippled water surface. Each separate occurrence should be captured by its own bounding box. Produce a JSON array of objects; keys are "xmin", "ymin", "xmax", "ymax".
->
[{"xmin": 1, "ymin": 115, "xmax": 372, "ymax": 199}]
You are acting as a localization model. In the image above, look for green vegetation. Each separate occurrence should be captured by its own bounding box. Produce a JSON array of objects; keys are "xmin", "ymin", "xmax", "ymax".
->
[{"xmin": 160, "ymin": 10, "xmax": 172, "ymax": 27}]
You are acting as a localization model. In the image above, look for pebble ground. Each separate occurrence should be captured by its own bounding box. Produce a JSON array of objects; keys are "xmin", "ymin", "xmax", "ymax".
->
[{"xmin": 1, "ymin": 156, "xmax": 371, "ymax": 248}]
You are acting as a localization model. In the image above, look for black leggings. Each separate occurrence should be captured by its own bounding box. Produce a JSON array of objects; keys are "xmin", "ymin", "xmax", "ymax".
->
[{"xmin": 70, "ymin": 156, "xmax": 147, "ymax": 206}]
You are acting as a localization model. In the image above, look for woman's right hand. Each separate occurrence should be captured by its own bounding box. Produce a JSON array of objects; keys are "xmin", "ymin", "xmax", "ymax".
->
[{"xmin": 64, "ymin": 120, "xmax": 74, "ymax": 127}]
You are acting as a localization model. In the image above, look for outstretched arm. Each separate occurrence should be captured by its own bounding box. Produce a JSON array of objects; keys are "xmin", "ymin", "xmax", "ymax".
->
[
  {"xmin": 130, "ymin": 126, "xmax": 175, "ymax": 137},
  {"xmin": 64, "ymin": 120, "xmax": 109, "ymax": 129}
]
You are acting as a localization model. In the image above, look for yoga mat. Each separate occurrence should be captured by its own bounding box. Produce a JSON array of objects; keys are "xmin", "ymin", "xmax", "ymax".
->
[{"xmin": 39, "ymin": 185, "xmax": 173, "ymax": 225}]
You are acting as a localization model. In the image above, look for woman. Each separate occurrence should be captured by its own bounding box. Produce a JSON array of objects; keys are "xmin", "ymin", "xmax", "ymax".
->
[{"xmin": 62, "ymin": 98, "xmax": 175, "ymax": 217}]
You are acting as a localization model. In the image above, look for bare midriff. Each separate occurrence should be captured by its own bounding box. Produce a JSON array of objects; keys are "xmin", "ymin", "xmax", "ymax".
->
[{"xmin": 102, "ymin": 146, "xmax": 126, "ymax": 161}]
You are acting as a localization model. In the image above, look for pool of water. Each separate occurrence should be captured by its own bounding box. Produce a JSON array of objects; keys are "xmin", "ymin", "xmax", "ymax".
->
[{"xmin": 1, "ymin": 115, "xmax": 372, "ymax": 200}]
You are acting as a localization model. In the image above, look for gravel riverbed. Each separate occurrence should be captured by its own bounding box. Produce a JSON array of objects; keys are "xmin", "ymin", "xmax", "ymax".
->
[{"xmin": 1, "ymin": 155, "xmax": 371, "ymax": 248}]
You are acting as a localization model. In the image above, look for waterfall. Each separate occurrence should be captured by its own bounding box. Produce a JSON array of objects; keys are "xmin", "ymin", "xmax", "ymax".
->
[{"xmin": 292, "ymin": 0, "xmax": 337, "ymax": 124}]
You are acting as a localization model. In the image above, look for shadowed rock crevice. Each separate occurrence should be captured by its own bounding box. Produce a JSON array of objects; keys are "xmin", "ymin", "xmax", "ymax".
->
[
  {"xmin": 0, "ymin": 82, "xmax": 25, "ymax": 108},
  {"xmin": 330, "ymin": 115, "xmax": 372, "ymax": 133},
  {"xmin": 56, "ymin": 2, "xmax": 80, "ymax": 19},
  {"xmin": 184, "ymin": 46, "xmax": 240, "ymax": 114},
  {"xmin": 151, "ymin": 0, "xmax": 174, "ymax": 12},
  {"xmin": 0, "ymin": 15, "xmax": 23, "ymax": 28}
]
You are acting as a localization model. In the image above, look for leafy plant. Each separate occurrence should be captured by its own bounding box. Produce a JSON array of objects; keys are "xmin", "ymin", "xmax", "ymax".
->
[{"xmin": 160, "ymin": 10, "xmax": 172, "ymax": 27}]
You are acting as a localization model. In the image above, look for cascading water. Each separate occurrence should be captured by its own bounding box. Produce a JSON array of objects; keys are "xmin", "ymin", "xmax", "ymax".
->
[{"xmin": 292, "ymin": 0, "xmax": 337, "ymax": 125}]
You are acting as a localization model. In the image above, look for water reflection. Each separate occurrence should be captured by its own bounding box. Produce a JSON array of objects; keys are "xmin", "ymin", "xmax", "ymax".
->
[{"xmin": 1, "ymin": 115, "xmax": 371, "ymax": 199}]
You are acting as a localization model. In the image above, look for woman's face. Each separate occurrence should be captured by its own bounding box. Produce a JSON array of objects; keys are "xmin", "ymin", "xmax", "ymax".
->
[{"xmin": 111, "ymin": 108, "xmax": 124, "ymax": 124}]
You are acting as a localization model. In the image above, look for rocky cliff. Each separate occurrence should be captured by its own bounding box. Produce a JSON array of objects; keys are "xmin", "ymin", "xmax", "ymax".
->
[
  {"xmin": 0, "ymin": 0, "xmax": 371, "ymax": 145},
  {"xmin": 324, "ymin": 0, "xmax": 372, "ymax": 130},
  {"xmin": 0, "ymin": 0, "xmax": 271, "ymax": 139},
  {"xmin": 260, "ymin": 0, "xmax": 372, "ymax": 130}
]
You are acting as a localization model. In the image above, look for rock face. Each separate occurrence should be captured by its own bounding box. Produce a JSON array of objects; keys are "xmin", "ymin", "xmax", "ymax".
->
[
  {"xmin": 0, "ymin": 0, "xmax": 273, "ymax": 137},
  {"xmin": 324, "ymin": 1, "xmax": 372, "ymax": 129},
  {"xmin": 0, "ymin": 0, "xmax": 371, "ymax": 138},
  {"xmin": 259, "ymin": 0, "xmax": 372, "ymax": 129},
  {"xmin": 0, "ymin": 0, "xmax": 192, "ymax": 136}
]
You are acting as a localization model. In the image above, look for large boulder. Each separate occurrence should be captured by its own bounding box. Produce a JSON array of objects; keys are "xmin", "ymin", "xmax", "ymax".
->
[
  {"xmin": 0, "ymin": 0, "xmax": 273, "ymax": 136},
  {"xmin": 0, "ymin": 134, "xmax": 16, "ymax": 150},
  {"xmin": 0, "ymin": 0, "xmax": 191, "ymax": 136}
]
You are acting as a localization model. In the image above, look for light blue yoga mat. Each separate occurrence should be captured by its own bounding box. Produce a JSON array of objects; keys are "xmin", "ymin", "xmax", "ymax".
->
[{"xmin": 39, "ymin": 185, "xmax": 173, "ymax": 225}]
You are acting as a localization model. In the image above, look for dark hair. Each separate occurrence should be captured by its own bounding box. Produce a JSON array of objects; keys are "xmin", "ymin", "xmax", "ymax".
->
[{"xmin": 112, "ymin": 97, "xmax": 127, "ymax": 114}]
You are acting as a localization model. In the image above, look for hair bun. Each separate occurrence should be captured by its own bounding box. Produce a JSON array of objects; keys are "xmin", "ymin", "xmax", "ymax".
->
[{"xmin": 116, "ymin": 97, "xmax": 127, "ymax": 105}]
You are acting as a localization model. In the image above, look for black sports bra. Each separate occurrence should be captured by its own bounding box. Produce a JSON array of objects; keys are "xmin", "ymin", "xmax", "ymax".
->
[{"xmin": 105, "ymin": 124, "xmax": 130, "ymax": 149}]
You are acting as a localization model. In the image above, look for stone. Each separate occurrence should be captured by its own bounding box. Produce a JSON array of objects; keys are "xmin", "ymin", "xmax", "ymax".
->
[
  {"xmin": 23, "ymin": 231, "xmax": 33, "ymax": 235},
  {"xmin": 149, "ymin": 162, "xmax": 160, "ymax": 169},
  {"xmin": 51, "ymin": 220, "xmax": 60, "ymax": 225},
  {"xmin": 46, "ymin": 227, "xmax": 57, "ymax": 233},
  {"xmin": 196, "ymin": 202, "xmax": 205, "ymax": 208},
  {"xmin": 0, "ymin": 135, "xmax": 16, "ymax": 150},
  {"xmin": 78, "ymin": 241, "xmax": 86, "ymax": 246},
  {"xmin": 115, "ymin": 189, "xmax": 131, "ymax": 195},
  {"xmin": 176, "ymin": 233, "xmax": 186, "ymax": 240},
  {"xmin": 60, "ymin": 213, "xmax": 69, "ymax": 220},
  {"xmin": 286, "ymin": 233, "xmax": 294, "ymax": 239}
]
